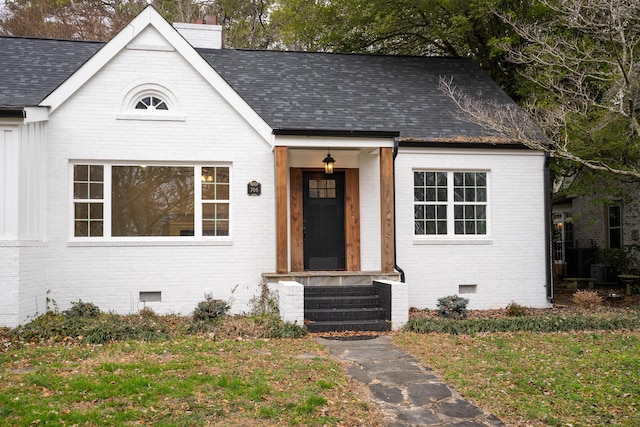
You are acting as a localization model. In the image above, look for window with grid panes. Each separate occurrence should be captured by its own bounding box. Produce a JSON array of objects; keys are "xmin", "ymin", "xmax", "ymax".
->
[
  {"xmin": 414, "ymin": 171, "xmax": 488, "ymax": 236},
  {"xmin": 73, "ymin": 165, "xmax": 104, "ymax": 237},
  {"xmin": 72, "ymin": 164, "xmax": 229, "ymax": 238}
]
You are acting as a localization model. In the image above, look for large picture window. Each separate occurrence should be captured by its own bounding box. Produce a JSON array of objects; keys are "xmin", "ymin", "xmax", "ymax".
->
[
  {"xmin": 72, "ymin": 163, "xmax": 230, "ymax": 238},
  {"xmin": 414, "ymin": 171, "xmax": 488, "ymax": 237}
]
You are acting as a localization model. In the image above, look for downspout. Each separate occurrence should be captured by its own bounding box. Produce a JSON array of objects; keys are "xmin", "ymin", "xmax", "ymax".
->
[
  {"xmin": 544, "ymin": 152, "xmax": 554, "ymax": 302},
  {"xmin": 393, "ymin": 137, "xmax": 406, "ymax": 282}
]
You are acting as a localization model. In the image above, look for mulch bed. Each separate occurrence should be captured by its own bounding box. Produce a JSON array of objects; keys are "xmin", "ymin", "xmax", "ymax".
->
[{"xmin": 407, "ymin": 282, "xmax": 640, "ymax": 321}]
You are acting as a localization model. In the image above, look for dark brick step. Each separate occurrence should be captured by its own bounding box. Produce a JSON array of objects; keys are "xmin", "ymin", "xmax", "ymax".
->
[
  {"xmin": 305, "ymin": 307, "xmax": 387, "ymax": 322},
  {"xmin": 304, "ymin": 285, "xmax": 376, "ymax": 297},
  {"xmin": 305, "ymin": 319, "xmax": 391, "ymax": 333},
  {"xmin": 304, "ymin": 295, "xmax": 380, "ymax": 310}
]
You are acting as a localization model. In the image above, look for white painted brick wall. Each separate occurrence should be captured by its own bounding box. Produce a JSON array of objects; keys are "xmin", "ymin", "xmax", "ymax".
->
[
  {"xmin": 0, "ymin": 246, "xmax": 20, "ymax": 326},
  {"xmin": 0, "ymin": 243, "xmax": 48, "ymax": 327},
  {"xmin": 43, "ymin": 33, "xmax": 276, "ymax": 317},
  {"xmin": 17, "ymin": 244, "xmax": 49, "ymax": 322},
  {"xmin": 374, "ymin": 279, "xmax": 408, "ymax": 331},
  {"xmin": 395, "ymin": 148, "xmax": 550, "ymax": 310},
  {"xmin": 172, "ymin": 23, "xmax": 222, "ymax": 49},
  {"xmin": 277, "ymin": 281, "xmax": 304, "ymax": 326}
]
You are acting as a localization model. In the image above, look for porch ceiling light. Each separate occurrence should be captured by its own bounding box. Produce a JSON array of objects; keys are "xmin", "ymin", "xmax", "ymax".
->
[{"xmin": 322, "ymin": 151, "xmax": 335, "ymax": 174}]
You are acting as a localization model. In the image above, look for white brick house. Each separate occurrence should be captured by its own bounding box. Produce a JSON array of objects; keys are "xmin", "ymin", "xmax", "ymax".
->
[{"xmin": 0, "ymin": 6, "xmax": 552, "ymax": 328}]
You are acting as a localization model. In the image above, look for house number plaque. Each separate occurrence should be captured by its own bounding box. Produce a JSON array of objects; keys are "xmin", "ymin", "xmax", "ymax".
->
[{"xmin": 247, "ymin": 181, "xmax": 261, "ymax": 196}]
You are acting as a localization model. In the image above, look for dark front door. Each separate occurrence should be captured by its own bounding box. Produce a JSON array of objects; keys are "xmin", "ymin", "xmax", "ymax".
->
[{"xmin": 303, "ymin": 171, "xmax": 345, "ymax": 270}]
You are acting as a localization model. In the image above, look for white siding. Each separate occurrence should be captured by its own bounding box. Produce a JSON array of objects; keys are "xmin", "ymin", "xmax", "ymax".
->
[
  {"xmin": 395, "ymin": 147, "xmax": 550, "ymax": 309},
  {"xmin": 1, "ymin": 123, "xmax": 49, "ymax": 327},
  {"xmin": 44, "ymin": 28, "xmax": 275, "ymax": 316},
  {"xmin": 0, "ymin": 127, "xmax": 19, "ymax": 239},
  {"xmin": 19, "ymin": 122, "xmax": 48, "ymax": 239}
]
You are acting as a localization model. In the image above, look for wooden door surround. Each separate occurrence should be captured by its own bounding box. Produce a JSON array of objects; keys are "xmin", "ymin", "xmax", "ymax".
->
[{"xmin": 274, "ymin": 146, "xmax": 394, "ymax": 274}]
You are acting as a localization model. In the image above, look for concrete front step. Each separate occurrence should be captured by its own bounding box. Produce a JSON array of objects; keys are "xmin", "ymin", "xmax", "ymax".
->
[
  {"xmin": 304, "ymin": 295, "xmax": 381, "ymax": 310},
  {"xmin": 303, "ymin": 284, "xmax": 390, "ymax": 332},
  {"xmin": 305, "ymin": 319, "xmax": 391, "ymax": 333},
  {"xmin": 304, "ymin": 285, "xmax": 377, "ymax": 297},
  {"xmin": 305, "ymin": 307, "xmax": 387, "ymax": 322},
  {"xmin": 263, "ymin": 271, "xmax": 400, "ymax": 287}
]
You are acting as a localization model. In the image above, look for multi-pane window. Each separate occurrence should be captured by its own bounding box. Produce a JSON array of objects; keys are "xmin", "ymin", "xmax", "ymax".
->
[
  {"xmin": 309, "ymin": 178, "xmax": 336, "ymax": 199},
  {"xmin": 453, "ymin": 172, "xmax": 487, "ymax": 235},
  {"xmin": 73, "ymin": 165, "xmax": 104, "ymax": 237},
  {"xmin": 414, "ymin": 172, "xmax": 448, "ymax": 235},
  {"xmin": 201, "ymin": 167, "xmax": 230, "ymax": 236},
  {"xmin": 72, "ymin": 164, "xmax": 230, "ymax": 238},
  {"xmin": 414, "ymin": 171, "xmax": 488, "ymax": 236}
]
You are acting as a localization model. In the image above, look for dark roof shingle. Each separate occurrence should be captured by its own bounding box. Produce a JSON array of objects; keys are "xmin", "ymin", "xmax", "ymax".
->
[
  {"xmin": 0, "ymin": 35, "xmax": 516, "ymax": 141},
  {"xmin": 0, "ymin": 36, "xmax": 103, "ymax": 108},
  {"xmin": 199, "ymin": 49, "xmax": 514, "ymax": 140}
]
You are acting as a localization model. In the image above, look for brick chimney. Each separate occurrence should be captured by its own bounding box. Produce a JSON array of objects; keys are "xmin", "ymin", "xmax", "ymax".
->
[{"xmin": 173, "ymin": 17, "xmax": 222, "ymax": 50}]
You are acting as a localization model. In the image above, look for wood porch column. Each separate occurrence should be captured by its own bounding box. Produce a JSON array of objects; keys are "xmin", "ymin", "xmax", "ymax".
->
[
  {"xmin": 380, "ymin": 147, "xmax": 395, "ymax": 272},
  {"xmin": 275, "ymin": 146, "xmax": 288, "ymax": 273}
]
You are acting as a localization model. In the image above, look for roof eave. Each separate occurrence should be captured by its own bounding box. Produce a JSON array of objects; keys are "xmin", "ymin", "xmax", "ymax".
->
[
  {"xmin": 0, "ymin": 108, "xmax": 25, "ymax": 119},
  {"xmin": 398, "ymin": 137, "xmax": 536, "ymax": 150},
  {"xmin": 273, "ymin": 128, "xmax": 400, "ymax": 138}
]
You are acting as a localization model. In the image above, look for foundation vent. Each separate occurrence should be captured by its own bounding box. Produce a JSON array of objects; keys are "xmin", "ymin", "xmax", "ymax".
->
[
  {"xmin": 458, "ymin": 284, "xmax": 477, "ymax": 294},
  {"xmin": 139, "ymin": 291, "xmax": 162, "ymax": 302}
]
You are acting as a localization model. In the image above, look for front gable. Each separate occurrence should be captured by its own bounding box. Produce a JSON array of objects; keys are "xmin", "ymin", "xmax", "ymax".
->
[{"xmin": 40, "ymin": 6, "xmax": 273, "ymax": 144}]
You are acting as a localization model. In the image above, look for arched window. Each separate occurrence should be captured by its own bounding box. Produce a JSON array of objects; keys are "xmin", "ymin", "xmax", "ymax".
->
[
  {"xmin": 135, "ymin": 95, "xmax": 168, "ymax": 111},
  {"xmin": 118, "ymin": 82, "xmax": 184, "ymax": 121}
]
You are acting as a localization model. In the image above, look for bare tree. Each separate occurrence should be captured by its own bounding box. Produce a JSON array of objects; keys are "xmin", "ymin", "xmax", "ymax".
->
[
  {"xmin": 444, "ymin": 0, "xmax": 640, "ymax": 180},
  {"xmin": 439, "ymin": 78, "xmax": 640, "ymax": 181},
  {"xmin": 0, "ymin": 0, "xmax": 146, "ymax": 40}
]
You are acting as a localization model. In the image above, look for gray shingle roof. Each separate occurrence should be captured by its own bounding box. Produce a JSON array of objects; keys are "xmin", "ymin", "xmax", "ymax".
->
[
  {"xmin": 0, "ymin": 36, "xmax": 103, "ymax": 108},
  {"xmin": 199, "ymin": 49, "xmax": 514, "ymax": 141},
  {"xmin": 0, "ymin": 35, "xmax": 517, "ymax": 141}
]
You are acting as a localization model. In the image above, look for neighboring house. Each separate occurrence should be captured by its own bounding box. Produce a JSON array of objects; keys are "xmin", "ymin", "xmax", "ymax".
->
[
  {"xmin": 553, "ymin": 174, "xmax": 640, "ymax": 281},
  {"xmin": 0, "ymin": 6, "xmax": 552, "ymax": 327}
]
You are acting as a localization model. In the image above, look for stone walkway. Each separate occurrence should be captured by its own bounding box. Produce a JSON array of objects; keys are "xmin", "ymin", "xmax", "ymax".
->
[{"xmin": 317, "ymin": 335, "xmax": 505, "ymax": 427}]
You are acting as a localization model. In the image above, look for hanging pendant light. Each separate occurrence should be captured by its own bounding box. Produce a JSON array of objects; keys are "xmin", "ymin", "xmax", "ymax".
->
[{"xmin": 322, "ymin": 151, "xmax": 335, "ymax": 174}]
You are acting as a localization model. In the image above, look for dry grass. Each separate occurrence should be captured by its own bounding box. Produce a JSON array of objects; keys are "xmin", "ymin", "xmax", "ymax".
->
[{"xmin": 572, "ymin": 289, "xmax": 604, "ymax": 309}]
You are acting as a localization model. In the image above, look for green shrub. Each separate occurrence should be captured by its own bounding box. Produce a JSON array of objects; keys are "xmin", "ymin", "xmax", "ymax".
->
[
  {"xmin": 193, "ymin": 297, "xmax": 230, "ymax": 322},
  {"xmin": 436, "ymin": 295, "xmax": 469, "ymax": 319},
  {"xmin": 62, "ymin": 300, "xmax": 101, "ymax": 318},
  {"xmin": 184, "ymin": 314, "xmax": 307, "ymax": 339},
  {"xmin": 505, "ymin": 302, "xmax": 528, "ymax": 317},
  {"xmin": 83, "ymin": 313, "xmax": 170, "ymax": 344},
  {"xmin": 10, "ymin": 308, "xmax": 170, "ymax": 344},
  {"xmin": 263, "ymin": 317, "xmax": 307, "ymax": 338},
  {"xmin": 403, "ymin": 312, "xmax": 640, "ymax": 335}
]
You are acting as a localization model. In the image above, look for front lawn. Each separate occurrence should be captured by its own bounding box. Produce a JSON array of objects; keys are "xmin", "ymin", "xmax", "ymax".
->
[
  {"xmin": 1, "ymin": 294, "xmax": 639, "ymax": 427},
  {"xmin": 395, "ymin": 329, "xmax": 640, "ymax": 426},
  {"xmin": 0, "ymin": 336, "xmax": 385, "ymax": 426}
]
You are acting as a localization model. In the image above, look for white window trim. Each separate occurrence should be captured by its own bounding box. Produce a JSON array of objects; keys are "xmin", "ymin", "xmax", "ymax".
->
[
  {"xmin": 412, "ymin": 169, "xmax": 492, "ymax": 245},
  {"xmin": 116, "ymin": 83, "xmax": 186, "ymax": 122},
  {"xmin": 69, "ymin": 161, "xmax": 232, "ymax": 243}
]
